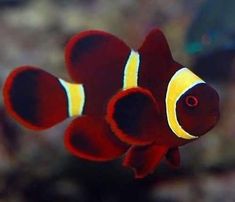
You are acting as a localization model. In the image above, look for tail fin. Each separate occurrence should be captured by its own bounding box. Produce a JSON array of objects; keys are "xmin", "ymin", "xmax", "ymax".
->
[{"xmin": 3, "ymin": 66, "xmax": 85, "ymax": 130}]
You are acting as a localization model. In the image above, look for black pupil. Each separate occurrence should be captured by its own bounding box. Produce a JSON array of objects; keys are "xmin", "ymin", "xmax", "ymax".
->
[{"xmin": 186, "ymin": 96, "xmax": 198, "ymax": 107}]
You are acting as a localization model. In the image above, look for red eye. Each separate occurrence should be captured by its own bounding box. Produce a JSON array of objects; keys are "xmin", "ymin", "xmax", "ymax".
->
[{"xmin": 185, "ymin": 95, "xmax": 199, "ymax": 107}]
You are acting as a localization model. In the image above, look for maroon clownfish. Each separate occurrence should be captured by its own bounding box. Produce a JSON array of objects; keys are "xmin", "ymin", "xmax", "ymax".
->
[{"xmin": 3, "ymin": 28, "xmax": 220, "ymax": 178}]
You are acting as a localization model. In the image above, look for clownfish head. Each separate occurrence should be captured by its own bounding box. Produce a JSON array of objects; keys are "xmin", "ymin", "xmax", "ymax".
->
[
  {"xmin": 165, "ymin": 67, "xmax": 220, "ymax": 140},
  {"xmin": 176, "ymin": 82, "xmax": 220, "ymax": 137}
]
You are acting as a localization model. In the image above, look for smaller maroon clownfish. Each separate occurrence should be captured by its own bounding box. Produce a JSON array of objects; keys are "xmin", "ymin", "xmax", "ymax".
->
[{"xmin": 3, "ymin": 28, "xmax": 220, "ymax": 178}]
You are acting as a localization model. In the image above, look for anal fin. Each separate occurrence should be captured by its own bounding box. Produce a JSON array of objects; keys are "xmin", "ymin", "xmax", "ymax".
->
[{"xmin": 64, "ymin": 116, "xmax": 129, "ymax": 161}]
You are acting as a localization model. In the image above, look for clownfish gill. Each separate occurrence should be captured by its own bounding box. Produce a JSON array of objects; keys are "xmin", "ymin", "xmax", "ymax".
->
[{"xmin": 165, "ymin": 67, "xmax": 205, "ymax": 140}]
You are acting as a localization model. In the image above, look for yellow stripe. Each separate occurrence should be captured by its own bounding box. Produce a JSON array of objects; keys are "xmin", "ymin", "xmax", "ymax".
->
[
  {"xmin": 59, "ymin": 79, "xmax": 85, "ymax": 117},
  {"xmin": 165, "ymin": 68, "xmax": 205, "ymax": 139},
  {"xmin": 123, "ymin": 50, "xmax": 140, "ymax": 89}
]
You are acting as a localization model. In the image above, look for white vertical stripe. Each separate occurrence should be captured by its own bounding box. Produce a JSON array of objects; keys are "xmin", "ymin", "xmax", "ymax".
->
[
  {"xmin": 123, "ymin": 50, "xmax": 140, "ymax": 89},
  {"xmin": 59, "ymin": 79, "xmax": 85, "ymax": 117}
]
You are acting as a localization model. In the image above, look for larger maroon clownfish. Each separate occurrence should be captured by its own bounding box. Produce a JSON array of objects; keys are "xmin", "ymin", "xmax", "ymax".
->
[{"xmin": 3, "ymin": 28, "xmax": 220, "ymax": 178}]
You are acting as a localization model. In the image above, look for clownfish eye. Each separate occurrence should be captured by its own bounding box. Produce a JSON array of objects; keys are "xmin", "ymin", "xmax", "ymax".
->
[{"xmin": 185, "ymin": 95, "xmax": 199, "ymax": 107}]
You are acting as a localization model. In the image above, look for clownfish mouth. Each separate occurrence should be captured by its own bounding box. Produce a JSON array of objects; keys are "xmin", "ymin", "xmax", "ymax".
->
[
  {"xmin": 210, "ymin": 111, "xmax": 220, "ymax": 126},
  {"xmin": 209, "ymin": 104, "xmax": 220, "ymax": 120},
  {"xmin": 187, "ymin": 110, "xmax": 220, "ymax": 137},
  {"xmin": 201, "ymin": 111, "xmax": 220, "ymax": 136}
]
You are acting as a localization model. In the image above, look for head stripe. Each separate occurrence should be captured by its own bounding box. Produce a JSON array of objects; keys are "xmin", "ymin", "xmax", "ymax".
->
[
  {"xmin": 59, "ymin": 79, "xmax": 85, "ymax": 117},
  {"xmin": 165, "ymin": 68, "xmax": 205, "ymax": 139},
  {"xmin": 123, "ymin": 50, "xmax": 140, "ymax": 89}
]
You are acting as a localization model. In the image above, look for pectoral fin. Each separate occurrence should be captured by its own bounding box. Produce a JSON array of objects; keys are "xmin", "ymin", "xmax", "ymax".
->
[{"xmin": 106, "ymin": 87, "xmax": 160, "ymax": 146}]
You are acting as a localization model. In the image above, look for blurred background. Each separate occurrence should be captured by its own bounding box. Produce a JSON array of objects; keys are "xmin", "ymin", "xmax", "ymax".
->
[{"xmin": 0, "ymin": 0, "xmax": 234, "ymax": 201}]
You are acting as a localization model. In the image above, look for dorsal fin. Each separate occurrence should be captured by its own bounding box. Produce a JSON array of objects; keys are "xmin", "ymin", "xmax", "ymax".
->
[
  {"xmin": 137, "ymin": 28, "xmax": 182, "ymax": 96},
  {"xmin": 65, "ymin": 30, "xmax": 130, "ymax": 83},
  {"xmin": 138, "ymin": 28, "xmax": 173, "ymax": 60}
]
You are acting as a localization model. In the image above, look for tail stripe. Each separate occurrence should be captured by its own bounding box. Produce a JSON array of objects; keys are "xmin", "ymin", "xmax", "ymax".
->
[{"xmin": 59, "ymin": 79, "xmax": 85, "ymax": 117}]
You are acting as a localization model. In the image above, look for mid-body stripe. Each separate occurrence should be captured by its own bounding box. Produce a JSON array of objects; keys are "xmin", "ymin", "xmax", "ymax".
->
[
  {"xmin": 123, "ymin": 50, "xmax": 140, "ymax": 89},
  {"xmin": 165, "ymin": 67, "xmax": 205, "ymax": 139},
  {"xmin": 59, "ymin": 79, "xmax": 85, "ymax": 117},
  {"xmin": 59, "ymin": 50, "xmax": 140, "ymax": 117}
]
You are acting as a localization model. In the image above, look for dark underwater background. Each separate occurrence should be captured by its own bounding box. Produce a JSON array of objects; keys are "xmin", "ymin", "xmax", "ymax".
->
[{"xmin": 0, "ymin": 0, "xmax": 234, "ymax": 201}]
